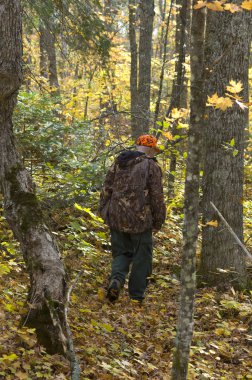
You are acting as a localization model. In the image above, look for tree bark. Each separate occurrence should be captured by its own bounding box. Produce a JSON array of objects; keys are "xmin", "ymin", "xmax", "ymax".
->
[
  {"xmin": 153, "ymin": 0, "xmax": 174, "ymax": 129},
  {"xmin": 43, "ymin": 18, "xmax": 60, "ymax": 95},
  {"xmin": 171, "ymin": 3, "xmax": 206, "ymax": 379},
  {"xmin": 167, "ymin": 0, "xmax": 188, "ymax": 201},
  {"xmin": 0, "ymin": 0, "xmax": 67, "ymax": 355},
  {"xmin": 155, "ymin": 0, "xmax": 167, "ymax": 59},
  {"xmin": 39, "ymin": 22, "xmax": 48, "ymax": 80},
  {"xmin": 200, "ymin": 3, "xmax": 251, "ymax": 289},
  {"xmin": 137, "ymin": 0, "xmax": 155, "ymax": 134},
  {"xmin": 129, "ymin": 0, "xmax": 154, "ymax": 138},
  {"xmin": 129, "ymin": 0, "xmax": 139, "ymax": 137}
]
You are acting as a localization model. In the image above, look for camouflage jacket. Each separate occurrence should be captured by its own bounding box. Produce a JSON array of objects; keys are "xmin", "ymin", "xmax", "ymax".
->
[{"xmin": 99, "ymin": 151, "xmax": 166, "ymax": 233}]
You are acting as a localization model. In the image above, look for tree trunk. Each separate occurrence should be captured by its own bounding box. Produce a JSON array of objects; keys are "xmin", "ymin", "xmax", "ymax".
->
[
  {"xmin": 200, "ymin": 3, "xmax": 250, "ymax": 289},
  {"xmin": 43, "ymin": 19, "xmax": 60, "ymax": 95},
  {"xmin": 157, "ymin": 0, "xmax": 167, "ymax": 60},
  {"xmin": 129, "ymin": 0, "xmax": 154, "ymax": 138},
  {"xmin": 153, "ymin": 0, "xmax": 174, "ymax": 129},
  {"xmin": 24, "ymin": 34, "xmax": 32, "ymax": 92},
  {"xmin": 0, "ymin": 0, "xmax": 67, "ymax": 355},
  {"xmin": 39, "ymin": 22, "xmax": 48, "ymax": 80},
  {"xmin": 171, "ymin": 3, "xmax": 206, "ymax": 379},
  {"xmin": 129, "ymin": 0, "xmax": 139, "ymax": 138},
  {"xmin": 167, "ymin": 0, "xmax": 188, "ymax": 201},
  {"xmin": 137, "ymin": 0, "xmax": 155, "ymax": 134}
]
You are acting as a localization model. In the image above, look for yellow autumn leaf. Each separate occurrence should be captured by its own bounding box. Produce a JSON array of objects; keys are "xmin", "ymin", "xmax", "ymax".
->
[
  {"xmin": 97, "ymin": 288, "xmax": 105, "ymax": 301},
  {"xmin": 207, "ymin": 92, "xmax": 219, "ymax": 104},
  {"xmin": 171, "ymin": 108, "xmax": 182, "ymax": 119},
  {"xmin": 226, "ymin": 80, "xmax": 243, "ymax": 94},
  {"xmin": 207, "ymin": 94, "xmax": 233, "ymax": 111},
  {"xmin": 223, "ymin": 3, "xmax": 241, "ymax": 13},
  {"xmin": 217, "ymin": 97, "xmax": 233, "ymax": 111},
  {"xmin": 206, "ymin": 1, "xmax": 225, "ymax": 11},
  {"xmin": 206, "ymin": 220, "xmax": 219, "ymax": 227},
  {"xmin": 215, "ymin": 327, "xmax": 231, "ymax": 337},
  {"xmin": 177, "ymin": 122, "xmax": 189, "ymax": 129},
  {"xmin": 193, "ymin": 1, "xmax": 207, "ymax": 9},
  {"xmin": 245, "ymin": 101, "xmax": 252, "ymax": 107},
  {"xmin": 171, "ymin": 107, "xmax": 189, "ymax": 119},
  {"xmin": 162, "ymin": 131, "xmax": 173, "ymax": 140},
  {"xmin": 241, "ymin": 0, "xmax": 252, "ymax": 11}
]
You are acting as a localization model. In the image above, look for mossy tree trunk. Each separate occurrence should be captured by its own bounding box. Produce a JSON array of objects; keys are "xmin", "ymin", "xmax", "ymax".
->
[
  {"xmin": 171, "ymin": 3, "xmax": 206, "ymax": 379},
  {"xmin": 200, "ymin": 2, "xmax": 250, "ymax": 289},
  {"xmin": 0, "ymin": 0, "xmax": 68, "ymax": 355}
]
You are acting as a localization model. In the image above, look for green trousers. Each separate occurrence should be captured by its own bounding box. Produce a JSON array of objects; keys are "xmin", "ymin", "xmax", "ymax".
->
[{"xmin": 110, "ymin": 229, "xmax": 153, "ymax": 301}]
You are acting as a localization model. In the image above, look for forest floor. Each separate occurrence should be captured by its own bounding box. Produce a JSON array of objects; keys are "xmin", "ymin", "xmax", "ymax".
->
[{"xmin": 0, "ymin": 204, "xmax": 252, "ymax": 380}]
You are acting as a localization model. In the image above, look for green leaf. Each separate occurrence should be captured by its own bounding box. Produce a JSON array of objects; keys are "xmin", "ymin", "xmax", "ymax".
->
[
  {"xmin": 0, "ymin": 353, "xmax": 18, "ymax": 362},
  {"xmin": 230, "ymin": 138, "xmax": 235, "ymax": 147},
  {"xmin": 0, "ymin": 264, "xmax": 11, "ymax": 276}
]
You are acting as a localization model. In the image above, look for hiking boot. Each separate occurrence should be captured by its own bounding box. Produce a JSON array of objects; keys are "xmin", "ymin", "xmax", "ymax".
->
[{"xmin": 107, "ymin": 279, "xmax": 121, "ymax": 302}]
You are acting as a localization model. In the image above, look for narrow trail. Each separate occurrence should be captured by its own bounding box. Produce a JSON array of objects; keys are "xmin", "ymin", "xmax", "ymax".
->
[{"xmin": 66, "ymin": 223, "xmax": 181, "ymax": 380}]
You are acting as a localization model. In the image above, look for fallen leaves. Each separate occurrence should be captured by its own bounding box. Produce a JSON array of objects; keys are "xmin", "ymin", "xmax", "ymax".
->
[{"xmin": 1, "ymin": 208, "xmax": 252, "ymax": 379}]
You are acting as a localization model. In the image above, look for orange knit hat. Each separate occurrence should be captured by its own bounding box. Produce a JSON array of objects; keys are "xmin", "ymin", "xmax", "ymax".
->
[{"xmin": 136, "ymin": 134, "xmax": 160, "ymax": 152}]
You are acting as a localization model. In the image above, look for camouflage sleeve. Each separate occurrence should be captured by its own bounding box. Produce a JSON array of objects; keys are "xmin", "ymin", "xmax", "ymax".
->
[
  {"xmin": 148, "ymin": 160, "xmax": 166, "ymax": 230},
  {"xmin": 98, "ymin": 163, "xmax": 116, "ymax": 218}
]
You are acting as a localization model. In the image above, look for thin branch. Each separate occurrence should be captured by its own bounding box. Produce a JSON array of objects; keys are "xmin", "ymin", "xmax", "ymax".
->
[
  {"xmin": 210, "ymin": 202, "xmax": 252, "ymax": 262},
  {"xmin": 64, "ymin": 270, "xmax": 84, "ymax": 380}
]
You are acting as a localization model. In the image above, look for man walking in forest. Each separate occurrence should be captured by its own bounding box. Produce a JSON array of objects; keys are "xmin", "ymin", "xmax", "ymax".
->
[{"xmin": 99, "ymin": 135, "xmax": 166, "ymax": 303}]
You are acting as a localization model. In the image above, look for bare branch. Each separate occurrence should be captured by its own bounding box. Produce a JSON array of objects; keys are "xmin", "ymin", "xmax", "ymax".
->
[{"xmin": 210, "ymin": 202, "xmax": 252, "ymax": 262}]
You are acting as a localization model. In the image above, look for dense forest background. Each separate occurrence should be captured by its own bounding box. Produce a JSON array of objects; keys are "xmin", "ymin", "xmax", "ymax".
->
[{"xmin": 0, "ymin": 0, "xmax": 251, "ymax": 379}]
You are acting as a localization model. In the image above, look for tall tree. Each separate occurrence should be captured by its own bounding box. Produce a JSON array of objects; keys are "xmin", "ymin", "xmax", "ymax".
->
[
  {"xmin": 171, "ymin": 2, "xmax": 206, "ymax": 378},
  {"xmin": 39, "ymin": 22, "xmax": 48, "ymax": 80},
  {"xmin": 43, "ymin": 18, "xmax": 60, "ymax": 92},
  {"xmin": 166, "ymin": 0, "xmax": 188, "ymax": 201},
  {"xmin": 129, "ymin": 0, "xmax": 155, "ymax": 138},
  {"xmin": 153, "ymin": 0, "xmax": 174, "ymax": 128},
  {"xmin": 0, "ymin": 0, "xmax": 68, "ymax": 355},
  {"xmin": 200, "ymin": 4, "xmax": 251, "ymax": 288},
  {"xmin": 129, "ymin": 0, "xmax": 139, "ymax": 136},
  {"xmin": 137, "ymin": 0, "xmax": 155, "ymax": 133}
]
